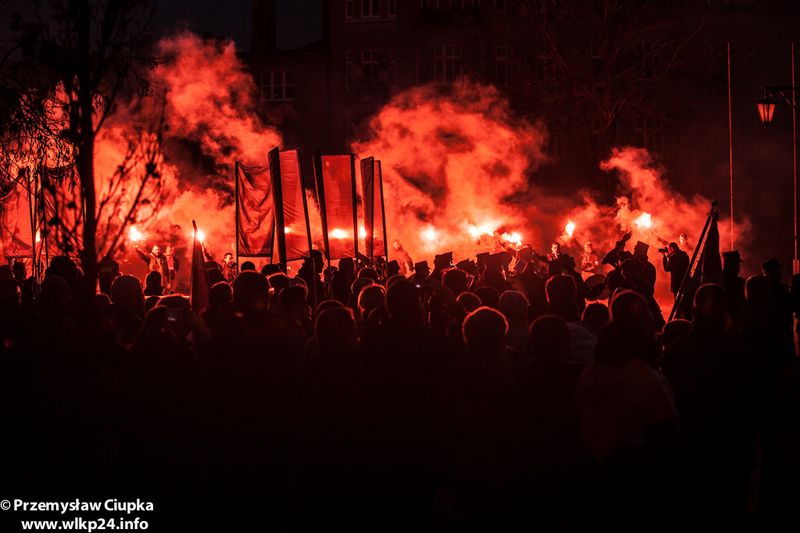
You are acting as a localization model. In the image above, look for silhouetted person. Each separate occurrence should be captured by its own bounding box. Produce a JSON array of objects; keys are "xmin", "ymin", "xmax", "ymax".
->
[
  {"xmin": 546, "ymin": 275, "xmax": 596, "ymax": 364},
  {"xmin": 721, "ymin": 250, "xmax": 745, "ymax": 329},
  {"xmin": 497, "ymin": 290, "xmax": 529, "ymax": 355},
  {"xmin": 761, "ymin": 258, "xmax": 795, "ymax": 360},
  {"xmin": 662, "ymin": 284, "xmax": 754, "ymax": 521},
  {"xmin": 412, "ymin": 260, "xmax": 430, "ymax": 285},
  {"xmin": 456, "ymin": 291, "xmax": 482, "ymax": 313},
  {"xmin": 661, "ymin": 242, "xmax": 689, "ymax": 298},
  {"xmin": 577, "ymin": 317, "xmax": 679, "ymax": 524},
  {"xmin": 143, "ymin": 270, "xmax": 164, "ymax": 297},
  {"xmin": 581, "ymin": 301, "xmax": 609, "ymax": 336},
  {"xmin": 98, "ymin": 255, "xmax": 120, "ymax": 295}
]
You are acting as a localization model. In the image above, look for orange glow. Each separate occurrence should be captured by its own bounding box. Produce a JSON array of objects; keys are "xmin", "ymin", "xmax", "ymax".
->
[
  {"xmin": 501, "ymin": 231, "xmax": 523, "ymax": 247},
  {"xmin": 358, "ymin": 225, "xmax": 367, "ymax": 239},
  {"xmin": 353, "ymin": 82, "xmax": 546, "ymax": 263},
  {"xmin": 467, "ymin": 223, "xmax": 496, "ymax": 239},
  {"xmin": 421, "ymin": 226, "xmax": 439, "ymax": 243},
  {"xmin": 35, "ymin": 230, "xmax": 41, "ymax": 244},
  {"xmin": 195, "ymin": 229, "xmax": 206, "ymax": 243},
  {"xmin": 634, "ymin": 212, "xmax": 653, "ymax": 229},
  {"xmin": 565, "ymin": 221, "xmax": 576, "ymax": 238}
]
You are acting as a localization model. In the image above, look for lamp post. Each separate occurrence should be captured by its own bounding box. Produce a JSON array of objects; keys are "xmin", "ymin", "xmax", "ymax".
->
[{"xmin": 758, "ymin": 80, "xmax": 800, "ymax": 273}]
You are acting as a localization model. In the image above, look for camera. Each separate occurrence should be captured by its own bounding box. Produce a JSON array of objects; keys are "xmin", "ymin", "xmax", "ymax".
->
[{"xmin": 658, "ymin": 247, "xmax": 669, "ymax": 254}]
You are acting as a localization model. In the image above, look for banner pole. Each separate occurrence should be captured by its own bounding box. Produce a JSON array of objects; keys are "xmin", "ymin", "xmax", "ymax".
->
[
  {"xmin": 313, "ymin": 151, "xmax": 330, "ymax": 265},
  {"xmin": 234, "ymin": 161, "xmax": 240, "ymax": 268},
  {"xmin": 298, "ymin": 150, "xmax": 318, "ymax": 312},
  {"xmin": 268, "ymin": 147, "xmax": 287, "ymax": 270},
  {"xmin": 377, "ymin": 160, "xmax": 389, "ymax": 264},
  {"xmin": 24, "ymin": 167, "xmax": 37, "ymax": 280},
  {"xmin": 350, "ymin": 154, "xmax": 358, "ymax": 261}
]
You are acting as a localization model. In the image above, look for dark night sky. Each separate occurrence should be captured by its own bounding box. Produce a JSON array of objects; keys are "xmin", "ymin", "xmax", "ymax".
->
[{"xmin": 152, "ymin": 0, "xmax": 323, "ymax": 50}]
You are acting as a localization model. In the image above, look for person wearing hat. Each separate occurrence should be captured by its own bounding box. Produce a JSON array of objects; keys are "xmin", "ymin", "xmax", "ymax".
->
[
  {"xmin": 761, "ymin": 258, "xmax": 795, "ymax": 356},
  {"xmin": 632, "ymin": 241, "xmax": 657, "ymax": 297},
  {"xmin": 661, "ymin": 242, "xmax": 690, "ymax": 299},
  {"xmin": 721, "ymin": 251, "xmax": 745, "ymax": 327},
  {"xmin": 412, "ymin": 260, "xmax": 430, "ymax": 285}
]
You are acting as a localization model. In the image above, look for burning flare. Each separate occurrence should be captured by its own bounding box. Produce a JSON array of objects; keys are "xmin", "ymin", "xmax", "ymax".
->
[
  {"xmin": 128, "ymin": 226, "xmax": 144, "ymax": 242},
  {"xmin": 634, "ymin": 212, "xmax": 653, "ymax": 230},
  {"xmin": 353, "ymin": 81, "xmax": 547, "ymax": 262},
  {"xmin": 565, "ymin": 221, "xmax": 576, "ymax": 238},
  {"xmin": 330, "ymin": 228, "xmax": 348, "ymax": 239}
]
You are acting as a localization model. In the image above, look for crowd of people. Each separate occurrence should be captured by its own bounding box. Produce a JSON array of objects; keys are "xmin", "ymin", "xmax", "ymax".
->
[{"xmin": 1, "ymin": 228, "xmax": 799, "ymax": 531}]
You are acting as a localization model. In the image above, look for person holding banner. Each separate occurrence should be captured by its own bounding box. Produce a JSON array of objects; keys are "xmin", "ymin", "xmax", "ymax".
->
[{"xmin": 392, "ymin": 240, "xmax": 413, "ymax": 275}]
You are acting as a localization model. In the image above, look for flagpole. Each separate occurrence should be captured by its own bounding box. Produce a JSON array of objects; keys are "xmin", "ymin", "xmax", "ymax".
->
[
  {"xmin": 313, "ymin": 151, "xmax": 331, "ymax": 265},
  {"xmin": 377, "ymin": 160, "xmax": 389, "ymax": 263},
  {"xmin": 268, "ymin": 147, "xmax": 287, "ymax": 270},
  {"xmin": 350, "ymin": 154, "xmax": 358, "ymax": 260},
  {"xmin": 298, "ymin": 150, "xmax": 318, "ymax": 311},
  {"xmin": 25, "ymin": 167, "xmax": 37, "ymax": 280},
  {"xmin": 792, "ymin": 42, "xmax": 798, "ymax": 275},
  {"xmin": 360, "ymin": 157, "xmax": 375, "ymax": 263},
  {"xmin": 234, "ymin": 161, "xmax": 240, "ymax": 269},
  {"xmin": 727, "ymin": 42, "xmax": 735, "ymax": 251}
]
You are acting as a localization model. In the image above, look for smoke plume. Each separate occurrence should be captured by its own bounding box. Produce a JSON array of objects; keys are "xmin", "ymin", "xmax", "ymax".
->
[{"xmin": 353, "ymin": 82, "xmax": 548, "ymax": 260}]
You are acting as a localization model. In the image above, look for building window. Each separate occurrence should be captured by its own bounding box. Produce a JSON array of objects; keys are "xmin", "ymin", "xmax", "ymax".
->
[
  {"xmin": 347, "ymin": 49, "xmax": 396, "ymax": 89},
  {"xmin": 345, "ymin": 0, "xmax": 354, "ymax": 18},
  {"xmin": 362, "ymin": 0, "xmax": 380, "ymax": 17},
  {"xmin": 260, "ymin": 71, "xmax": 294, "ymax": 102},
  {"xmin": 388, "ymin": 0, "xmax": 397, "ymax": 17},
  {"xmin": 635, "ymin": 117, "xmax": 663, "ymax": 153},
  {"xmin": 495, "ymin": 45, "xmax": 508, "ymax": 83},
  {"xmin": 434, "ymin": 44, "xmax": 462, "ymax": 83},
  {"xmin": 362, "ymin": 49, "xmax": 397, "ymax": 86}
]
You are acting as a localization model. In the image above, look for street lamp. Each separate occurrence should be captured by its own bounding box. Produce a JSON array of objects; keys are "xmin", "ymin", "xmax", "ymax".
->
[
  {"xmin": 757, "ymin": 84, "xmax": 799, "ymax": 273},
  {"xmin": 757, "ymin": 93, "xmax": 776, "ymax": 125},
  {"xmin": 756, "ymin": 87, "xmax": 795, "ymax": 127}
]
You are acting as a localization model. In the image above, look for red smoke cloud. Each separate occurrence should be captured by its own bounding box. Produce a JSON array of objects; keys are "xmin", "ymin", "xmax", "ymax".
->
[
  {"xmin": 353, "ymin": 82, "xmax": 548, "ymax": 261},
  {"xmin": 103, "ymin": 33, "xmax": 283, "ymax": 284},
  {"xmin": 354, "ymin": 83, "xmax": 748, "ymax": 306}
]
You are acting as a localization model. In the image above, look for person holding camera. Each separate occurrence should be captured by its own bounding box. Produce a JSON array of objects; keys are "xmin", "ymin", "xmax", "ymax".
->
[{"xmin": 661, "ymin": 242, "xmax": 689, "ymax": 298}]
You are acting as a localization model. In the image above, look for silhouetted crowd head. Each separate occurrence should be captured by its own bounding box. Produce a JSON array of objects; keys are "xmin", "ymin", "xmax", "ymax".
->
[{"xmin": 0, "ymin": 248, "xmax": 799, "ymax": 530}]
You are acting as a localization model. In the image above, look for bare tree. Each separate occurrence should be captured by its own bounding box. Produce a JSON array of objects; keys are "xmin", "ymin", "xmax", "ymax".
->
[
  {"xmin": 492, "ymin": 1, "xmax": 716, "ymax": 179},
  {"xmin": 0, "ymin": 0, "xmax": 155, "ymax": 302}
]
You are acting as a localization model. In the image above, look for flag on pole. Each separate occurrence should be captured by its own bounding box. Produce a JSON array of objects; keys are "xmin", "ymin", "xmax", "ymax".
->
[
  {"xmin": 0, "ymin": 177, "xmax": 34, "ymax": 259},
  {"xmin": 190, "ymin": 220, "xmax": 210, "ymax": 311},
  {"xmin": 235, "ymin": 162, "xmax": 275, "ymax": 257},
  {"xmin": 313, "ymin": 153, "xmax": 358, "ymax": 261},
  {"xmin": 269, "ymin": 148, "xmax": 313, "ymax": 264}
]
